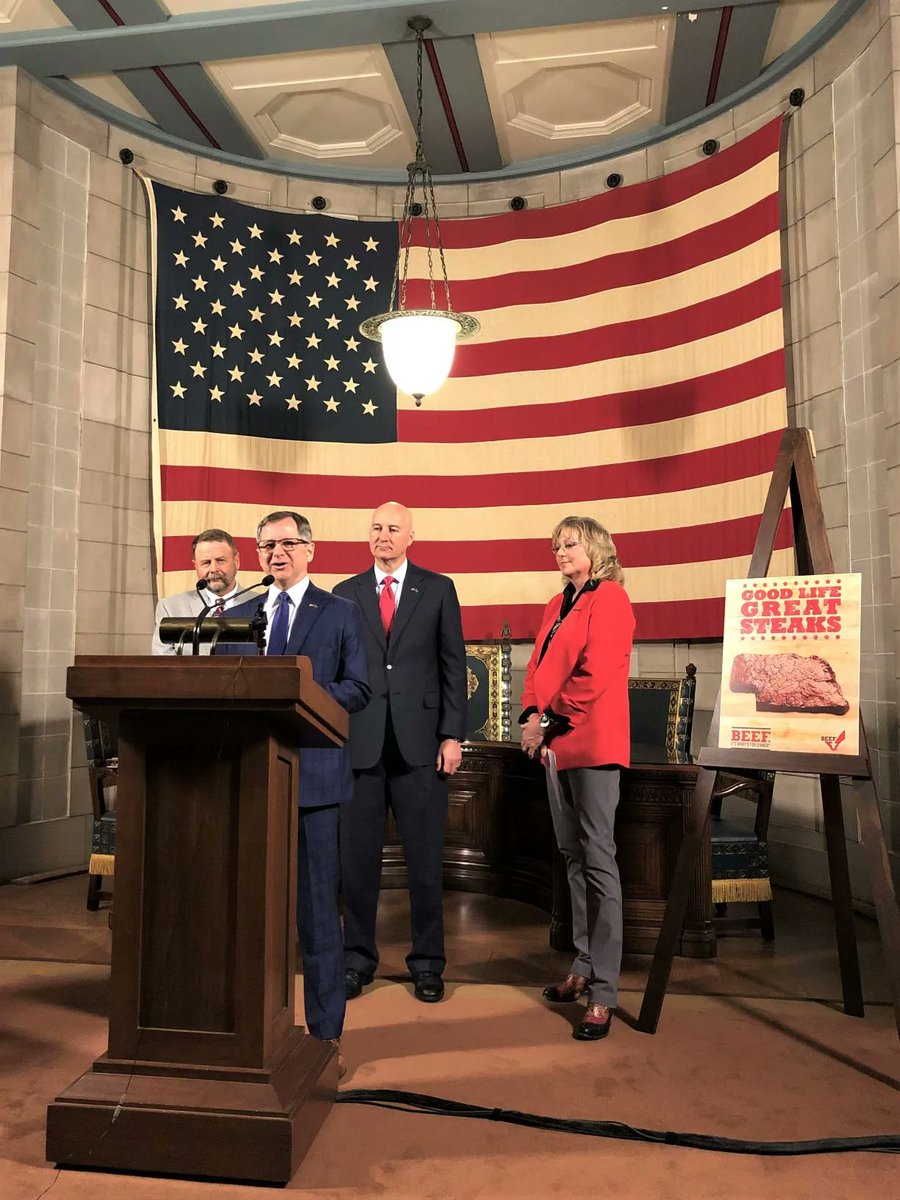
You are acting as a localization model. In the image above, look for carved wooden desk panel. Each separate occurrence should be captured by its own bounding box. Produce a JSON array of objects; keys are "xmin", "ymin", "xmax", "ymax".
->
[{"xmin": 383, "ymin": 742, "xmax": 715, "ymax": 959}]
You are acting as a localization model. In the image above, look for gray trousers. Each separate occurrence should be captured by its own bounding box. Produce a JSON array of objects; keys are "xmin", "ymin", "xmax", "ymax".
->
[{"xmin": 546, "ymin": 761, "xmax": 622, "ymax": 1007}]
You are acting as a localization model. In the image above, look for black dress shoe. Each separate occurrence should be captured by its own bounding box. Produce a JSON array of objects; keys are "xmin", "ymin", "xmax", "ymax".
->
[
  {"xmin": 573, "ymin": 1003, "xmax": 613, "ymax": 1041},
  {"xmin": 344, "ymin": 968, "xmax": 374, "ymax": 1000},
  {"xmin": 412, "ymin": 971, "xmax": 444, "ymax": 1003}
]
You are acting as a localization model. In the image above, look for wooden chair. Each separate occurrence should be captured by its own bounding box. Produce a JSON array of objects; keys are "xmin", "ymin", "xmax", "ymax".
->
[
  {"xmin": 463, "ymin": 638, "xmax": 512, "ymax": 742},
  {"xmin": 627, "ymin": 663, "xmax": 696, "ymax": 764},
  {"xmin": 709, "ymin": 772, "xmax": 775, "ymax": 941},
  {"xmin": 627, "ymin": 665, "xmax": 775, "ymax": 941},
  {"xmin": 83, "ymin": 717, "xmax": 117, "ymax": 912}
]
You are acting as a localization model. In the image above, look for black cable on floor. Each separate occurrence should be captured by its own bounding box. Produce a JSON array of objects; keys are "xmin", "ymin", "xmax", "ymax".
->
[{"xmin": 335, "ymin": 1089, "xmax": 900, "ymax": 1156}]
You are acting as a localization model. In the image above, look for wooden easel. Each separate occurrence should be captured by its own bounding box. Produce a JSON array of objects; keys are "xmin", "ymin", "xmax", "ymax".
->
[{"xmin": 638, "ymin": 427, "xmax": 900, "ymax": 1041}]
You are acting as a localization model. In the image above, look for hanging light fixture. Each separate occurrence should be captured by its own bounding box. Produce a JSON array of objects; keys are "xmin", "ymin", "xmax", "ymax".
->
[{"xmin": 360, "ymin": 16, "xmax": 479, "ymax": 406}]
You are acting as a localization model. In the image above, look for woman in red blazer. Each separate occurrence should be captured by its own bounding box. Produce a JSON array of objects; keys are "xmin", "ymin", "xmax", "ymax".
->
[{"xmin": 520, "ymin": 516, "xmax": 635, "ymax": 1041}]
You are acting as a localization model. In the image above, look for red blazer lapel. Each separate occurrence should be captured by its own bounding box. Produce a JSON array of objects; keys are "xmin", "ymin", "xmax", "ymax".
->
[{"xmin": 534, "ymin": 600, "xmax": 590, "ymax": 712}]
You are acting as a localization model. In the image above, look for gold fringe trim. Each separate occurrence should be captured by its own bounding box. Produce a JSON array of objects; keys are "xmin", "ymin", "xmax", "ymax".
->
[
  {"xmin": 712, "ymin": 877, "xmax": 772, "ymax": 903},
  {"xmin": 89, "ymin": 854, "xmax": 116, "ymax": 877}
]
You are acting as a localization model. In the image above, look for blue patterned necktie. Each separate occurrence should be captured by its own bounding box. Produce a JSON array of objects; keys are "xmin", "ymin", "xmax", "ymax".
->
[{"xmin": 267, "ymin": 590, "xmax": 293, "ymax": 656}]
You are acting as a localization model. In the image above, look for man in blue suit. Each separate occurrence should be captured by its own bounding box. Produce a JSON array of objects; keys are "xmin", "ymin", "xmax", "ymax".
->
[{"xmin": 225, "ymin": 510, "xmax": 370, "ymax": 1060}]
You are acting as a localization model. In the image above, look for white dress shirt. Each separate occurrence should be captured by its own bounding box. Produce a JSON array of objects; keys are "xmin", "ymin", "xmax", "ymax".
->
[
  {"xmin": 263, "ymin": 577, "xmax": 311, "ymax": 653},
  {"xmin": 202, "ymin": 582, "xmax": 241, "ymax": 610},
  {"xmin": 374, "ymin": 558, "xmax": 408, "ymax": 609}
]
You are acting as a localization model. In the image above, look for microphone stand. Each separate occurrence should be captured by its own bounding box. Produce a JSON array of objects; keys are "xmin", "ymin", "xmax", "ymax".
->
[
  {"xmin": 189, "ymin": 574, "xmax": 276, "ymax": 656},
  {"xmin": 190, "ymin": 579, "xmax": 214, "ymax": 657},
  {"xmin": 250, "ymin": 602, "xmax": 269, "ymax": 655}
]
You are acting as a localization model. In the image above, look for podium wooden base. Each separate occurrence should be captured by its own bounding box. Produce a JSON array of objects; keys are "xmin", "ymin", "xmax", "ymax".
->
[
  {"xmin": 51, "ymin": 657, "xmax": 350, "ymax": 1184},
  {"xmin": 47, "ymin": 1032, "xmax": 336, "ymax": 1184}
]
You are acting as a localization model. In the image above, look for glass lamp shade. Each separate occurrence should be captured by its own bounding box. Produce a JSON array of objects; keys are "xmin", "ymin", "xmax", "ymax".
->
[{"xmin": 381, "ymin": 312, "xmax": 458, "ymax": 400}]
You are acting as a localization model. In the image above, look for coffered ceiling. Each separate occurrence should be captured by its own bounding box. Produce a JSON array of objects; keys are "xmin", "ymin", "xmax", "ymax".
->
[{"xmin": 0, "ymin": 0, "xmax": 856, "ymax": 181}]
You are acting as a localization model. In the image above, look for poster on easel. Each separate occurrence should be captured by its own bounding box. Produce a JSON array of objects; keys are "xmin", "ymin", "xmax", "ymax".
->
[{"xmin": 718, "ymin": 574, "xmax": 861, "ymax": 756}]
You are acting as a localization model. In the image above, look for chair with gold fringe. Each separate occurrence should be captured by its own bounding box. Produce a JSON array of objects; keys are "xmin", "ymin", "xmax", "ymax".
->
[
  {"xmin": 83, "ymin": 717, "xmax": 117, "ymax": 912},
  {"xmin": 709, "ymin": 772, "xmax": 775, "ymax": 941}
]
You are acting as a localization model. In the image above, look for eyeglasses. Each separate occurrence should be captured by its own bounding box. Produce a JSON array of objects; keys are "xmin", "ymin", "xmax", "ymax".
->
[
  {"xmin": 257, "ymin": 539, "xmax": 311, "ymax": 553},
  {"xmin": 552, "ymin": 540, "xmax": 582, "ymax": 555}
]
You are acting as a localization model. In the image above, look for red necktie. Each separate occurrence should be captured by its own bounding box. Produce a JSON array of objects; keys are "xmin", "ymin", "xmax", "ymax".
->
[
  {"xmin": 212, "ymin": 600, "xmax": 226, "ymax": 616},
  {"xmin": 379, "ymin": 576, "xmax": 396, "ymax": 635}
]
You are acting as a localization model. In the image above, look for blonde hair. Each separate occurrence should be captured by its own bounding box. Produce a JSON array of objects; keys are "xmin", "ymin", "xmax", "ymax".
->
[{"xmin": 552, "ymin": 516, "xmax": 624, "ymax": 584}]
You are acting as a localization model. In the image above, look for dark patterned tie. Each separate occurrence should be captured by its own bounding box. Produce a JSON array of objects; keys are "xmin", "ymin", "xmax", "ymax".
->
[
  {"xmin": 267, "ymin": 591, "xmax": 293, "ymax": 656},
  {"xmin": 212, "ymin": 600, "xmax": 226, "ymax": 616}
]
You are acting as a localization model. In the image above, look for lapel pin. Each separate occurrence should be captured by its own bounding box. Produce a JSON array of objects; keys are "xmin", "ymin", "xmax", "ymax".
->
[{"xmin": 410, "ymin": 587, "xmax": 419, "ymax": 593}]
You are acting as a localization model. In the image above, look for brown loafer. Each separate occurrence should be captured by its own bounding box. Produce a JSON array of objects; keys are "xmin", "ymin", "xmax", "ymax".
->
[
  {"xmin": 542, "ymin": 972, "xmax": 588, "ymax": 1003},
  {"xmin": 574, "ymin": 1003, "xmax": 613, "ymax": 1041}
]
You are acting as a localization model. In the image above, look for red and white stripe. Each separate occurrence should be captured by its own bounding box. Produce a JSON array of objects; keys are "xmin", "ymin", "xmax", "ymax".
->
[{"xmin": 157, "ymin": 117, "xmax": 791, "ymax": 640}]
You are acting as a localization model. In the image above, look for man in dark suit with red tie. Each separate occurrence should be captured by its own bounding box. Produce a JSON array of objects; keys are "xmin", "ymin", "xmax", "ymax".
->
[
  {"xmin": 334, "ymin": 501, "xmax": 467, "ymax": 1003},
  {"xmin": 224, "ymin": 511, "xmax": 370, "ymax": 1065}
]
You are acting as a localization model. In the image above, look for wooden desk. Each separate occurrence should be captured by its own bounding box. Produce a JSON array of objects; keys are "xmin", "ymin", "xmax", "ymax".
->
[{"xmin": 383, "ymin": 741, "xmax": 715, "ymax": 958}]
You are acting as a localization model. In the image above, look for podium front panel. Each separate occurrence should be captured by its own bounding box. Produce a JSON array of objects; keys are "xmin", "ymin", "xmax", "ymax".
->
[{"xmin": 108, "ymin": 713, "xmax": 299, "ymax": 1070}]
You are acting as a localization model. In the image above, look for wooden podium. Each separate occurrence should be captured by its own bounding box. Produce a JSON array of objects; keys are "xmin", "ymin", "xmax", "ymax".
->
[{"xmin": 47, "ymin": 656, "xmax": 348, "ymax": 1184}]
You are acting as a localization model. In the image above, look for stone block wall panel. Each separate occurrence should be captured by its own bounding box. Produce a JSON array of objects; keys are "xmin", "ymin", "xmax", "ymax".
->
[{"xmin": 0, "ymin": 0, "xmax": 897, "ymax": 892}]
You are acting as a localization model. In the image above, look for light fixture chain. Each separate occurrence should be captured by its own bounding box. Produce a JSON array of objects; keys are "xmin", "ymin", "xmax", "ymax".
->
[
  {"xmin": 414, "ymin": 25, "xmax": 433, "ymax": 309},
  {"xmin": 414, "ymin": 26, "xmax": 425, "ymax": 161},
  {"xmin": 395, "ymin": 166, "xmax": 417, "ymax": 312},
  {"xmin": 423, "ymin": 182, "xmax": 436, "ymax": 311},
  {"xmin": 414, "ymin": 23, "xmax": 447, "ymax": 312},
  {"xmin": 358, "ymin": 16, "xmax": 480, "ymax": 404},
  {"xmin": 394, "ymin": 26, "xmax": 428, "ymax": 315},
  {"xmin": 426, "ymin": 171, "xmax": 452, "ymax": 312}
]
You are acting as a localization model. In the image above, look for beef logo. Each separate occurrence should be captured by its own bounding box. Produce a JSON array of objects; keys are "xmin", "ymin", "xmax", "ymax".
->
[
  {"xmin": 730, "ymin": 727, "xmax": 771, "ymax": 745},
  {"xmin": 821, "ymin": 731, "xmax": 847, "ymax": 751},
  {"xmin": 730, "ymin": 653, "xmax": 850, "ymax": 716}
]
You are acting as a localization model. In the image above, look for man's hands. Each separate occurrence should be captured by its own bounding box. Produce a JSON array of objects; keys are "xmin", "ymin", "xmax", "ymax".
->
[
  {"xmin": 520, "ymin": 712, "xmax": 544, "ymax": 758},
  {"xmin": 436, "ymin": 738, "xmax": 463, "ymax": 775}
]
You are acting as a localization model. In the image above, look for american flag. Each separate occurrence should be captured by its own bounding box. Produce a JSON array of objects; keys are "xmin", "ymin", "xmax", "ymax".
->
[{"xmin": 144, "ymin": 115, "xmax": 791, "ymax": 642}]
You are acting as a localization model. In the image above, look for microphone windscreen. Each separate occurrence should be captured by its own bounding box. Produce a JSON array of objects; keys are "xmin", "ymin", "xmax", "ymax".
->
[
  {"xmin": 195, "ymin": 578, "xmax": 208, "ymax": 593},
  {"xmin": 261, "ymin": 574, "xmax": 275, "ymax": 586}
]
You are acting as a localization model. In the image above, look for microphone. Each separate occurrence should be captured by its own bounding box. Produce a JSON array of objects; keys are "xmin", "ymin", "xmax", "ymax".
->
[
  {"xmin": 190, "ymin": 578, "xmax": 216, "ymax": 656},
  {"xmin": 225, "ymin": 574, "xmax": 275, "ymax": 606},
  {"xmin": 189, "ymin": 575, "xmax": 275, "ymax": 655}
]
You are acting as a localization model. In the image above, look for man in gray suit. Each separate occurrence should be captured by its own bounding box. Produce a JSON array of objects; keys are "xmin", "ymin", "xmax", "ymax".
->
[{"xmin": 151, "ymin": 527, "xmax": 242, "ymax": 655}]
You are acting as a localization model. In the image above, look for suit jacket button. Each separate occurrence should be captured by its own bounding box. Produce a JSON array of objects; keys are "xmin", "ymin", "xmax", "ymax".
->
[{"xmin": 386, "ymin": 664, "xmax": 393, "ymax": 670}]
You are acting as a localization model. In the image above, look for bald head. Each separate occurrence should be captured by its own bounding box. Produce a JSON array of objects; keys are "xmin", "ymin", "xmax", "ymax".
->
[{"xmin": 369, "ymin": 501, "xmax": 415, "ymax": 571}]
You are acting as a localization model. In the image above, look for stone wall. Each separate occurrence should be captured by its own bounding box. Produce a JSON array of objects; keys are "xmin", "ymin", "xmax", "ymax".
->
[{"xmin": 0, "ymin": 0, "xmax": 897, "ymax": 898}]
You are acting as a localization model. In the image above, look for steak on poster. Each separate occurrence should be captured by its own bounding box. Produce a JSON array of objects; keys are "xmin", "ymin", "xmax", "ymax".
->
[{"xmin": 730, "ymin": 653, "xmax": 850, "ymax": 715}]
